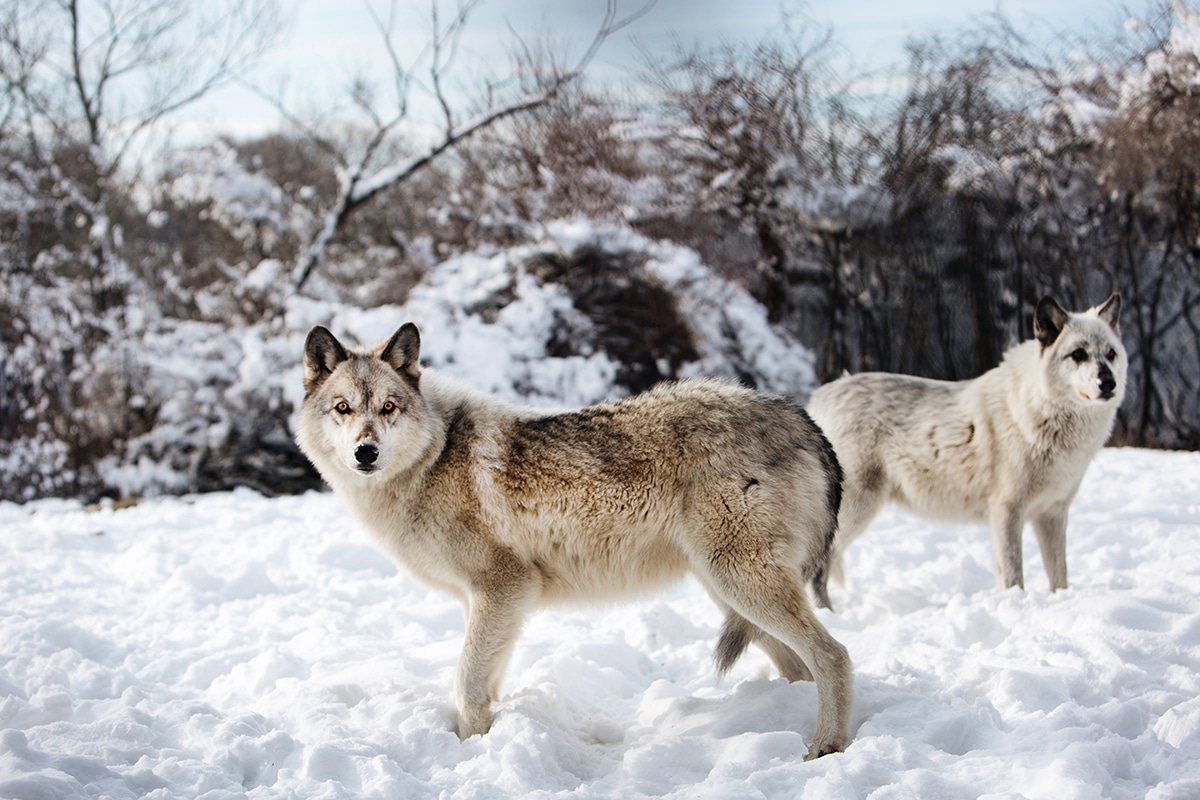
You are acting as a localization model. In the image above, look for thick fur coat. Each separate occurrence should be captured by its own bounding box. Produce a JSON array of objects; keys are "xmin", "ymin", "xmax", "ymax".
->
[
  {"xmin": 807, "ymin": 294, "xmax": 1126, "ymax": 608},
  {"xmin": 296, "ymin": 322, "xmax": 853, "ymax": 758}
]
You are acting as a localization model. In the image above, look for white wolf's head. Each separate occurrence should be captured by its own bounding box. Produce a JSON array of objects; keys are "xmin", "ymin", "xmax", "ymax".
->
[
  {"xmin": 297, "ymin": 323, "xmax": 438, "ymax": 483},
  {"xmin": 1034, "ymin": 293, "xmax": 1126, "ymax": 409}
]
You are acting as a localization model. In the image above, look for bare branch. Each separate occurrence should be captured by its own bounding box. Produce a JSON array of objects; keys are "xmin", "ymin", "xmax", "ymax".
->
[
  {"xmin": 292, "ymin": 0, "xmax": 655, "ymax": 291},
  {"xmin": 67, "ymin": 0, "xmax": 101, "ymax": 144},
  {"xmin": 428, "ymin": 0, "xmax": 476, "ymax": 137},
  {"xmin": 363, "ymin": 0, "xmax": 411, "ymax": 120}
]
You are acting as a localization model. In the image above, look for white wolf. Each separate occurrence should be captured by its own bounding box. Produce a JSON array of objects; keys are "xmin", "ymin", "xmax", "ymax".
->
[
  {"xmin": 296, "ymin": 323, "xmax": 853, "ymax": 758},
  {"xmin": 807, "ymin": 294, "xmax": 1125, "ymax": 608}
]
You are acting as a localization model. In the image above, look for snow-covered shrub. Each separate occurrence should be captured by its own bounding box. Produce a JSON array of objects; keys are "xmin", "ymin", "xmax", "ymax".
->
[{"xmin": 0, "ymin": 272, "xmax": 153, "ymax": 501}]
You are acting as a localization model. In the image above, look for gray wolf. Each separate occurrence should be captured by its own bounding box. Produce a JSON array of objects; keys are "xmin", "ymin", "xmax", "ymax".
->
[
  {"xmin": 296, "ymin": 323, "xmax": 853, "ymax": 758},
  {"xmin": 807, "ymin": 294, "xmax": 1125, "ymax": 609}
]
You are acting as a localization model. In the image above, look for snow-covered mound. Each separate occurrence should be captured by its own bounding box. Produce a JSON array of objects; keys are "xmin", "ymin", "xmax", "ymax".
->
[
  {"xmin": 2, "ymin": 448, "xmax": 1198, "ymax": 798},
  {"xmin": 289, "ymin": 219, "xmax": 816, "ymax": 407}
]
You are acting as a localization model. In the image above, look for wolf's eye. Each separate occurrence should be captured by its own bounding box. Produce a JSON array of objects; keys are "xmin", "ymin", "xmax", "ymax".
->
[
  {"xmin": 381, "ymin": 400, "xmax": 397, "ymax": 415},
  {"xmin": 1106, "ymin": 348, "xmax": 1118, "ymax": 361},
  {"xmin": 334, "ymin": 401, "xmax": 351, "ymax": 415},
  {"xmin": 1069, "ymin": 349, "xmax": 1088, "ymax": 363}
]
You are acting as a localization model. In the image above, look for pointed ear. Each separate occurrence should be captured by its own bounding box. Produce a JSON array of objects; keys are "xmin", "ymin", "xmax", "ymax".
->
[
  {"xmin": 304, "ymin": 326, "xmax": 350, "ymax": 395},
  {"xmin": 1096, "ymin": 292, "xmax": 1121, "ymax": 334},
  {"xmin": 1034, "ymin": 296, "xmax": 1068, "ymax": 349},
  {"xmin": 380, "ymin": 323, "xmax": 421, "ymax": 383}
]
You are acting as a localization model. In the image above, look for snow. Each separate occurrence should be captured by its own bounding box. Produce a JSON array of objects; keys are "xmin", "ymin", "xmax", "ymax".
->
[
  {"xmin": 934, "ymin": 145, "xmax": 1002, "ymax": 193},
  {"xmin": 3, "ymin": 447, "xmax": 1199, "ymax": 799},
  {"xmin": 167, "ymin": 142, "xmax": 310, "ymax": 247}
]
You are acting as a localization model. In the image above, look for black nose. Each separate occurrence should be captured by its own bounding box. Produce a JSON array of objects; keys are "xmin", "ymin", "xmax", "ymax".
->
[
  {"xmin": 1097, "ymin": 364, "xmax": 1116, "ymax": 399},
  {"xmin": 355, "ymin": 443, "xmax": 379, "ymax": 465}
]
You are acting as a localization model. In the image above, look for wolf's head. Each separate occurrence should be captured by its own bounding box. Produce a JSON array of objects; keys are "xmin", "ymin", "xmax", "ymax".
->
[
  {"xmin": 297, "ymin": 323, "xmax": 438, "ymax": 483},
  {"xmin": 1034, "ymin": 293, "xmax": 1126, "ymax": 408}
]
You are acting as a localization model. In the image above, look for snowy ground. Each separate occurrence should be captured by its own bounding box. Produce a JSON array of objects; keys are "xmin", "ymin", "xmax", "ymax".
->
[{"xmin": 2, "ymin": 447, "xmax": 1199, "ymax": 799}]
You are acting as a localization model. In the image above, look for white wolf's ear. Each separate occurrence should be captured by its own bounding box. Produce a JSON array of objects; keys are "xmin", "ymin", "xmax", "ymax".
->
[
  {"xmin": 381, "ymin": 323, "xmax": 421, "ymax": 383},
  {"xmin": 1096, "ymin": 292, "xmax": 1121, "ymax": 334},
  {"xmin": 1034, "ymin": 296, "xmax": 1068, "ymax": 349},
  {"xmin": 304, "ymin": 326, "xmax": 350, "ymax": 395}
]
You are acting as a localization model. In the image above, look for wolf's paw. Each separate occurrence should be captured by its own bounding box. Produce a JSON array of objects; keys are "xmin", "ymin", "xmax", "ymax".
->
[
  {"xmin": 804, "ymin": 736, "xmax": 846, "ymax": 760},
  {"xmin": 455, "ymin": 705, "xmax": 494, "ymax": 739}
]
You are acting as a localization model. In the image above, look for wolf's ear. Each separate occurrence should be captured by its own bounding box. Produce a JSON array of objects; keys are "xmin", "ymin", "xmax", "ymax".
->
[
  {"xmin": 1096, "ymin": 292, "xmax": 1121, "ymax": 334},
  {"xmin": 1034, "ymin": 296, "xmax": 1068, "ymax": 349},
  {"xmin": 381, "ymin": 322, "xmax": 421, "ymax": 383},
  {"xmin": 304, "ymin": 326, "xmax": 350, "ymax": 395}
]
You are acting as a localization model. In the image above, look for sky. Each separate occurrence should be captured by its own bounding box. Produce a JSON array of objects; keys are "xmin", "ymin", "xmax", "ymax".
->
[{"xmin": 176, "ymin": 0, "xmax": 1138, "ymax": 142}]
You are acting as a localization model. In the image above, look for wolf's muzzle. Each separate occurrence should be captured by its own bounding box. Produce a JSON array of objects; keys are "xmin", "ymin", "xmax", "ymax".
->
[
  {"xmin": 355, "ymin": 443, "xmax": 380, "ymax": 471},
  {"xmin": 1098, "ymin": 366, "xmax": 1116, "ymax": 400}
]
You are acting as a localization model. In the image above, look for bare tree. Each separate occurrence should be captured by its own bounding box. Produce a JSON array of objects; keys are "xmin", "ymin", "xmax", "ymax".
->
[
  {"xmin": 637, "ymin": 21, "xmax": 878, "ymax": 337},
  {"xmin": 276, "ymin": 0, "xmax": 654, "ymax": 291},
  {"xmin": 0, "ymin": 0, "xmax": 282, "ymax": 294}
]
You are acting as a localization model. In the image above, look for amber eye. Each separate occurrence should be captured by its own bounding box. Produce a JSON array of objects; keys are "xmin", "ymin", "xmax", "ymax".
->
[
  {"xmin": 381, "ymin": 400, "xmax": 397, "ymax": 415},
  {"xmin": 1069, "ymin": 348, "xmax": 1088, "ymax": 363},
  {"xmin": 334, "ymin": 401, "xmax": 351, "ymax": 415}
]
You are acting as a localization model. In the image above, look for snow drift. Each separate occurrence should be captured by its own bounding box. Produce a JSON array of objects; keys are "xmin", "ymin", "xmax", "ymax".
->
[{"xmin": 1, "ymin": 448, "xmax": 1198, "ymax": 798}]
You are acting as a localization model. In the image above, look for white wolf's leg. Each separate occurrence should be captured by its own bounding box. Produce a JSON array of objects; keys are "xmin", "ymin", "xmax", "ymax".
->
[
  {"xmin": 812, "ymin": 482, "xmax": 885, "ymax": 610},
  {"xmin": 1033, "ymin": 506, "xmax": 1069, "ymax": 592},
  {"xmin": 703, "ymin": 565, "xmax": 853, "ymax": 759},
  {"xmin": 454, "ymin": 555, "xmax": 539, "ymax": 738},
  {"xmin": 989, "ymin": 501, "xmax": 1026, "ymax": 590}
]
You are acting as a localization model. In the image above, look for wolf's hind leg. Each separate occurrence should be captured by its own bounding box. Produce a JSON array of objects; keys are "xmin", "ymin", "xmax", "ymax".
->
[
  {"xmin": 714, "ymin": 611, "xmax": 815, "ymax": 682},
  {"xmin": 705, "ymin": 565, "xmax": 852, "ymax": 759},
  {"xmin": 757, "ymin": 632, "xmax": 816, "ymax": 682}
]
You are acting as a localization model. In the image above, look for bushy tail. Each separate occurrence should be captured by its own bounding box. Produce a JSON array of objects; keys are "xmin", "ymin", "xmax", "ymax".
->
[
  {"xmin": 714, "ymin": 613, "xmax": 756, "ymax": 676},
  {"xmin": 810, "ymin": 564, "xmax": 835, "ymax": 611}
]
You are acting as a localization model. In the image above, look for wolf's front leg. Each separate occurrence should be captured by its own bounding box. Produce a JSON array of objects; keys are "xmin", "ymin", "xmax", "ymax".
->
[
  {"xmin": 454, "ymin": 555, "xmax": 540, "ymax": 738},
  {"xmin": 989, "ymin": 501, "xmax": 1026, "ymax": 590},
  {"xmin": 1032, "ymin": 505, "xmax": 1069, "ymax": 592}
]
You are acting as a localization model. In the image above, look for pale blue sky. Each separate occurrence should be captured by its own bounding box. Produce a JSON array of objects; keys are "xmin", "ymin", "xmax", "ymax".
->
[{"xmin": 176, "ymin": 0, "xmax": 1136, "ymax": 141}]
